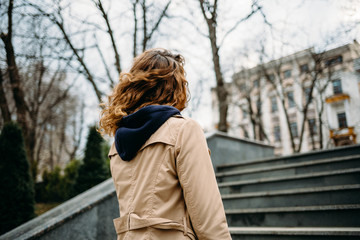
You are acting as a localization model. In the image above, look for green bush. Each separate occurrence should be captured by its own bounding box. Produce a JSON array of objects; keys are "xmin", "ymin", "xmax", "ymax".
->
[
  {"xmin": 62, "ymin": 159, "xmax": 81, "ymax": 199},
  {"xmin": 34, "ymin": 125, "xmax": 110, "ymax": 204},
  {"xmin": 0, "ymin": 122, "xmax": 35, "ymax": 234},
  {"xmin": 35, "ymin": 159, "xmax": 81, "ymax": 203},
  {"xmin": 102, "ymin": 142, "xmax": 111, "ymax": 176},
  {"xmin": 76, "ymin": 126, "xmax": 109, "ymax": 194},
  {"xmin": 44, "ymin": 166, "xmax": 63, "ymax": 202}
]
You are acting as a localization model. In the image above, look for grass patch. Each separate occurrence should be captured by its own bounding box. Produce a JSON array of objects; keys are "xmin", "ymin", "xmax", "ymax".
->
[{"xmin": 35, "ymin": 202, "xmax": 62, "ymax": 216}]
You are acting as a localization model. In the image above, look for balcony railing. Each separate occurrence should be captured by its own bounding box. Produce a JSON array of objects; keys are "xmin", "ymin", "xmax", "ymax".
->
[
  {"xmin": 329, "ymin": 126, "xmax": 357, "ymax": 146},
  {"xmin": 325, "ymin": 93, "xmax": 350, "ymax": 104}
]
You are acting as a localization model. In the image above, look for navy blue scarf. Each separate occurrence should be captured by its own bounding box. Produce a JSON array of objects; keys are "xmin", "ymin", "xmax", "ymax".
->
[{"xmin": 115, "ymin": 105, "xmax": 180, "ymax": 161}]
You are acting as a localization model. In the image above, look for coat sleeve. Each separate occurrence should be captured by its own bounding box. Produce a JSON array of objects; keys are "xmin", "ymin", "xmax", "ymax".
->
[{"xmin": 175, "ymin": 119, "xmax": 232, "ymax": 240}]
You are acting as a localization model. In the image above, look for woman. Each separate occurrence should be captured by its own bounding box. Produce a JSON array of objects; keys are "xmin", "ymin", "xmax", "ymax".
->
[{"xmin": 99, "ymin": 48, "xmax": 231, "ymax": 240}]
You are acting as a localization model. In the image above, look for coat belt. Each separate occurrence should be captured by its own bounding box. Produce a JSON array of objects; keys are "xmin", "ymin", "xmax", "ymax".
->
[{"xmin": 113, "ymin": 213, "xmax": 197, "ymax": 239}]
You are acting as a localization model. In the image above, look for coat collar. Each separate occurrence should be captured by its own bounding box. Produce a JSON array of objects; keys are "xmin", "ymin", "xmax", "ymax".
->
[
  {"xmin": 109, "ymin": 115, "xmax": 183, "ymax": 159},
  {"xmin": 139, "ymin": 115, "xmax": 183, "ymax": 151}
]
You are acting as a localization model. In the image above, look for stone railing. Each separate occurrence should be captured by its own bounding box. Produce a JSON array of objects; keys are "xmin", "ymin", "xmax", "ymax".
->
[
  {"xmin": 206, "ymin": 131, "xmax": 274, "ymax": 168},
  {"xmin": 0, "ymin": 179, "xmax": 118, "ymax": 240}
]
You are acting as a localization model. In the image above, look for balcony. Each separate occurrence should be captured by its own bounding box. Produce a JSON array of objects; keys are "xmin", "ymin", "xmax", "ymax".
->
[
  {"xmin": 325, "ymin": 93, "xmax": 350, "ymax": 104},
  {"xmin": 330, "ymin": 126, "xmax": 357, "ymax": 146}
]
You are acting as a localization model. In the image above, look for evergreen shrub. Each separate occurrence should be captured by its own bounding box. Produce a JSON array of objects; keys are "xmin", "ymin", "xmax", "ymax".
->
[
  {"xmin": 76, "ymin": 126, "xmax": 109, "ymax": 194},
  {"xmin": 0, "ymin": 122, "xmax": 35, "ymax": 234}
]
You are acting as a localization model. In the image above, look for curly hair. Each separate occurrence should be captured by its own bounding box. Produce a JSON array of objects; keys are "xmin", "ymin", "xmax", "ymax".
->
[{"xmin": 99, "ymin": 48, "xmax": 189, "ymax": 136}]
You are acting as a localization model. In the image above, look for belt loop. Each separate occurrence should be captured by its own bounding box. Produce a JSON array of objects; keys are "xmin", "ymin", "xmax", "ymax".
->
[
  {"xmin": 183, "ymin": 217, "xmax": 187, "ymax": 236},
  {"xmin": 127, "ymin": 212, "xmax": 131, "ymax": 230}
]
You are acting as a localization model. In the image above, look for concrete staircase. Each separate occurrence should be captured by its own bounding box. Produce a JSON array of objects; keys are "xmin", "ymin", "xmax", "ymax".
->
[{"xmin": 216, "ymin": 145, "xmax": 360, "ymax": 240}]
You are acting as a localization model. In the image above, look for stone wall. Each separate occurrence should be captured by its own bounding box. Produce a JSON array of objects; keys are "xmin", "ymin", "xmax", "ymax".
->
[
  {"xmin": 0, "ymin": 179, "xmax": 118, "ymax": 240},
  {"xmin": 206, "ymin": 131, "xmax": 274, "ymax": 169}
]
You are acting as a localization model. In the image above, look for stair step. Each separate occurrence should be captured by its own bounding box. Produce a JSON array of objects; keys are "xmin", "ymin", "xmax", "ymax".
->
[
  {"xmin": 217, "ymin": 144, "xmax": 360, "ymax": 172},
  {"xmin": 216, "ymin": 155, "xmax": 360, "ymax": 182},
  {"xmin": 226, "ymin": 204, "xmax": 360, "ymax": 214},
  {"xmin": 222, "ymin": 184, "xmax": 360, "ymax": 209},
  {"xmin": 218, "ymin": 168, "xmax": 360, "ymax": 194},
  {"xmin": 226, "ymin": 204, "xmax": 360, "ymax": 227},
  {"xmin": 229, "ymin": 227, "xmax": 360, "ymax": 240}
]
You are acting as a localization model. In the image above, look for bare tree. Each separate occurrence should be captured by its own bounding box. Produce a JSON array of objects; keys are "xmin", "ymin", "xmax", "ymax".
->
[
  {"xmin": 29, "ymin": 0, "xmax": 174, "ymax": 101},
  {"xmin": 140, "ymin": 0, "xmax": 172, "ymax": 51},
  {"xmin": 1, "ymin": 0, "xmax": 30, "ymax": 161},
  {"xmin": 233, "ymin": 67, "xmax": 268, "ymax": 141},
  {"xmin": 93, "ymin": 0, "xmax": 122, "ymax": 75},
  {"xmin": 0, "ymin": 0, "xmax": 84, "ymax": 178},
  {"xmin": 197, "ymin": 0, "xmax": 269, "ymax": 132},
  {"xmin": 28, "ymin": 0, "xmax": 104, "ymax": 102},
  {"xmin": 65, "ymin": 101, "xmax": 85, "ymax": 161},
  {"xmin": 295, "ymin": 50, "xmax": 324, "ymax": 151},
  {"xmin": 258, "ymin": 45, "xmax": 341, "ymax": 153},
  {"xmin": 130, "ymin": 0, "xmax": 172, "ymax": 57}
]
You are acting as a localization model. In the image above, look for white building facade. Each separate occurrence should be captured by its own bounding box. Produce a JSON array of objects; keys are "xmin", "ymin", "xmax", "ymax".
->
[{"xmin": 212, "ymin": 42, "xmax": 360, "ymax": 155}]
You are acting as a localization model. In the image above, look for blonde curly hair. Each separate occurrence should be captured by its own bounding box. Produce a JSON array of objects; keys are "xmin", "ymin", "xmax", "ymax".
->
[{"xmin": 99, "ymin": 48, "xmax": 189, "ymax": 136}]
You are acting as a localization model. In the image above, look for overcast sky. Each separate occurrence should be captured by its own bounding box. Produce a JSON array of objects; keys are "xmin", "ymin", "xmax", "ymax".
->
[
  {"xmin": 176, "ymin": 0, "xmax": 360, "ymax": 129},
  {"xmin": 67, "ymin": 0, "xmax": 360, "ymax": 130}
]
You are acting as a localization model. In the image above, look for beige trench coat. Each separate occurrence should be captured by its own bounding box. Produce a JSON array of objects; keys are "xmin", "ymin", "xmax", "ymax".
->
[{"xmin": 109, "ymin": 115, "xmax": 232, "ymax": 240}]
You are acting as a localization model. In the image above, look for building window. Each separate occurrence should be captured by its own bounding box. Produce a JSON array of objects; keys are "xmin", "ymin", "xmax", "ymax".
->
[
  {"xmin": 243, "ymin": 129, "xmax": 249, "ymax": 138},
  {"xmin": 271, "ymin": 96, "xmax": 277, "ymax": 112},
  {"xmin": 308, "ymin": 119, "xmax": 317, "ymax": 135},
  {"xmin": 287, "ymin": 91, "xmax": 295, "ymax": 108},
  {"xmin": 283, "ymin": 70, "xmax": 292, "ymax": 79},
  {"xmin": 304, "ymin": 87, "xmax": 311, "ymax": 103},
  {"xmin": 337, "ymin": 112, "xmax": 347, "ymax": 128},
  {"xmin": 274, "ymin": 126, "xmax": 281, "ymax": 142},
  {"xmin": 253, "ymin": 79, "xmax": 259, "ymax": 88},
  {"xmin": 268, "ymin": 74, "xmax": 275, "ymax": 82},
  {"xmin": 325, "ymin": 55, "xmax": 343, "ymax": 66},
  {"xmin": 239, "ymin": 83, "xmax": 246, "ymax": 92},
  {"xmin": 242, "ymin": 108, "xmax": 248, "ymax": 119},
  {"xmin": 332, "ymin": 79, "xmax": 342, "ymax": 94},
  {"xmin": 300, "ymin": 64, "xmax": 309, "ymax": 74},
  {"xmin": 290, "ymin": 122, "xmax": 298, "ymax": 138},
  {"xmin": 256, "ymin": 99, "xmax": 261, "ymax": 112}
]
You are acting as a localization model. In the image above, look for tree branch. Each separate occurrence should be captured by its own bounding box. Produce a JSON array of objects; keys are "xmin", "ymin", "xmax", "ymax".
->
[
  {"xmin": 29, "ymin": 2, "xmax": 103, "ymax": 102},
  {"xmin": 94, "ymin": 0, "xmax": 122, "ymax": 75},
  {"xmin": 94, "ymin": 34, "xmax": 115, "ymax": 87},
  {"xmin": 219, "ymin": 1, "xmax": 261, "ymax": 48},
  {"xmin": 146, "ymin": 0, "xmax": 171, "ymax": 44}
]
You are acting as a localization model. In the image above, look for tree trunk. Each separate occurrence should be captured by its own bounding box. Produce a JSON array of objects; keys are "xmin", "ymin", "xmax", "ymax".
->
[
  {"xmin": 319, "ymin": 117, "xmax": 324, "ymax": 149},
  {"xmin": 132, "ymin": 0, "xmax": 139, "ymax": 57},
  {"xmin": 141, "ymin": 0, "xmax": 148, "ymax": 52},
  {"xmin": 198, "ymin": 0, "xmax": 228, "ymax": 132},
  {"xmin": 1, "ymin": 36, "xmax": 28, "ymax": 138},
  {"xmin": 263, "ymin": 65, "xmax": 296, "ymax": 152},
  {"xmin": 0, "ymin": 68, "xmax": 11, "ymax": 123},
  {"xmin": 246, "ymin": 96, "xmax": 257, "ymax": 138},
  {"xmin": 202, "ymin": 13, "xmax": 228, "ymax": 131},
  {"xmin": 96, "ymin": 0, "xmax": 121, "ymax": 75},
  {"xmin": 296, "ymin": 78, "xmax": 316, "ymax": 152},
  {"xmin": 210, "ymin": 28, "xmax": 228, "ymax": 132},
  {"xmin": 1, "ymin": 35, "xmax": 27, "ymax": 133},
  {"xmin": 282, "ymin": 99, "xmax": 296, "ymax": 152}
]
